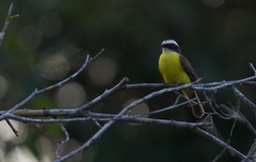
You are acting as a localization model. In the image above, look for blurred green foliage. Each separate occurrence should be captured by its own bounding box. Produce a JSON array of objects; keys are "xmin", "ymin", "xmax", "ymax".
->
[{"xmin": 1, "ymin": 0, "xmax": 256, "ymax": 161}]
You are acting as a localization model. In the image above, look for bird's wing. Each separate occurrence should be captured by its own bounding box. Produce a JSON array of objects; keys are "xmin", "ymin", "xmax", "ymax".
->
[{"xmin": 179, "ymin": 54, "xmax": 198, "ymax": 82}]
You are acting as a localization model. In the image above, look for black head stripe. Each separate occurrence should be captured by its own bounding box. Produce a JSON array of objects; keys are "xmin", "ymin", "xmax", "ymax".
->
[{"xmin": 161, "ymin": 40, "xmax": 181, "ymax": 53}]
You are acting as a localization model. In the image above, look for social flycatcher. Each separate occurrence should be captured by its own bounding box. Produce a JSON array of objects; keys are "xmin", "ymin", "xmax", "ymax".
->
[{"xmin": 158, "ymin": 39, "xmax": 205, "ymax": 118}]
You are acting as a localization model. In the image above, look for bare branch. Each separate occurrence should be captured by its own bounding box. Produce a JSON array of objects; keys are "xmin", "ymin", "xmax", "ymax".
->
[
  {"xmin": 55, "ymin": 81, "xmax": 205, "ymax": 161},
  {"xmin": 0, "ymin": 2, "xmax": 20, "ymax": 137},
  {"xmin": 135, "ymin": 98, "xmax": 197, "ymax": 117},
  {"xmin": 196, "ymin": 127, "xmax": 249, "ymax": 161},
  {"xmin": 241, "ymin": 140, "xmax": 256, "ymax": 162},
  {"xmin": 1, "ymin": 2, "xmax": 255, "ymax": 161},
  {"xmin": 232, "ymin": 86, "xmax": 256, "ymax": 112},
  {"xmin": 249, "ymin": 63, "xmax": 256, "ymax": 75},
  {"xmin": 78, "ymin": 77, "xmax": 129, "ymax": 112},
  {"xmin": 211, "ymin": 139, "xmax": 231, "ymax": 162},
  {"xmin": 90, "ymin": 48, "xmax": 106, "ymax": 61},
  {"xmin": 193, "ymin": 75, "xmax": 256, "ymax": 91},
  {"xmin": 0, "ymin": 54, "xmax": 90, "ymax": 120},
  {"xmin": 0, "ymin": 89, "xmax": 39, "ymax": 120},
  {"xmin": 0, "ymin": 51, "xmax": 255, "ymax": 162},
  {"xmin": 0, "ymin": 3, "xmax": 19, "ymax": 46},
  {"xmin": 55, "ymin": 124, "xmax": 70, "ymax": 159},
  {"xmin": 5, "ymin": 119, "xmax": 18, "ymax": 137},
  {"xmin": 37, "ymin": 55, "xmax": 90, "ymax": 94}
]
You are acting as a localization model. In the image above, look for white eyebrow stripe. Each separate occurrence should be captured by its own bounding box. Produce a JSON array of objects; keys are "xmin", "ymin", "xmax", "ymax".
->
[{"xmin": 161, "ymin": 39, "xmax": 179, "ymax": 46}]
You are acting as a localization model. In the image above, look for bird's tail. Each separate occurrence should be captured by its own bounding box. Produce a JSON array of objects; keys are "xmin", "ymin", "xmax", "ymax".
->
[
  {"xmin": 183, "ymin": 91, "xmax": 205, "ymax": 119},
  {"xmin": 185, "ymin": 91, "xmax": 224, "ymax": 140},
  {"xmin": 191, "ymin": 91, "xmax": 205, "ymax": 119}
]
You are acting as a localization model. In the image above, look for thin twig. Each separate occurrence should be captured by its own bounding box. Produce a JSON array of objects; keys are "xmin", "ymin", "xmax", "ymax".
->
[
  {"xmin": 0, "ymin": 59, "xmax": 255, "ymax": 162},
  {"xmin": 5, "ymin": 119, "xmax": 18, "ymax": 137},
  {"xmin": 78, "ymin": 77, "xmax": 129, "ymax": 112},
  {"xmin": 0, "ymin": 3, "xmax": 19, "ymax": 46},
  {"xmin": 5, "ymin": 112, "xmax": 203, "ymax": 128},
  {"xmin": 232, "ymin": 86, "xmax": 256, "ymax": 112},
  {"xmin": 249, "ymin": 63, "xmax": 256, "ymax": 75},
  {"xmin": 0, "ymin": 55, "xmax": 90, "ymax": 120},
  {"xmin": 55, "ymin": 81, "xmax": 202, "ymax": 161},
  {"xmin": 193, "ymin": 75, "xmax": 256, "ymax": 91},
  {"xmin": 0, "ymin": 89, "xmax": 39, "ymax": 120},
  {"xmin": 55, "ymin": 123, "xmax": 70, "ymax": 159},
  {"xmin": 134, "ymin": 98, "xmax": 196, "ymax": 117},
  {"xmin": 90, "ymin": 48, "xmax": 105, "ymax": 61},
  {"xmin": 0, "ymin": 2, "xmax": 20, "ymax": 137},
  {"xmin": 211, "ymin": 140, "xmax": 230, "ymax": 162},
  {"xmin": 37, "ymin": 55, "xmax": 90, "ymax": 94},
  {"xmin": 196, "ymin": 127, "xmax": 249, "ymax": 161},
  {"xmin": 241, "ymin": 140, "xmax": 256, "ymax": 162},
  {"xmin": 211, "ymin": 119, "xmax": 237, "ymax": 162}
]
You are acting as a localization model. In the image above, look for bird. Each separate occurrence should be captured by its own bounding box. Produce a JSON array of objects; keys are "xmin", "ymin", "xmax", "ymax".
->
[{"xmin": 158, "ymin": 39, "xmax": 205, "ymax": 118}]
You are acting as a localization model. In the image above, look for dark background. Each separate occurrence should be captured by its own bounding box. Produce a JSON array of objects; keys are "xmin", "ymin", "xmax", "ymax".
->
[{"xmin": 0, "ymin": 0, "xmax": 256, "ymax": 161}]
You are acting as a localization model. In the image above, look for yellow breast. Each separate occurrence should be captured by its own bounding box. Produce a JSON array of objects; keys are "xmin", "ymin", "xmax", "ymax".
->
[{"xmin": 158, "ymin": 51, "xmax": 191, "ymax": 84}]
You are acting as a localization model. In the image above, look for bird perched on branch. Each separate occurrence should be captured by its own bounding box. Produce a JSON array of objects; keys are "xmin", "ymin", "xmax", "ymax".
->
[{"xmin": 158, "ymin": 39, "xmax": 205, "ymax": 118}]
